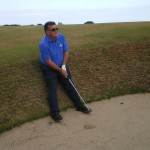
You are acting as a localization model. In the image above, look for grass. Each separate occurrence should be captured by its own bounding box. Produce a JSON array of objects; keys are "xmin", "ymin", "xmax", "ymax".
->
[{"xmin": 0, "ymin": 22, "xmax": 150, "ymax": 133}]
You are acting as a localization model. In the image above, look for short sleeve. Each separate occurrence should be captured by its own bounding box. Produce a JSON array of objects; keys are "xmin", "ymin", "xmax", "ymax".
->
[{"xmin": 39, "ymin": 43, "xmax": 51, "ymax": 63}]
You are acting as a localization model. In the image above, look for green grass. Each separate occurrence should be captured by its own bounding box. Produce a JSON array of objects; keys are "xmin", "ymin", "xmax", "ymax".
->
[{"xmin": 0, "ymin": 22, "xmax": 150, "ymax": 133}]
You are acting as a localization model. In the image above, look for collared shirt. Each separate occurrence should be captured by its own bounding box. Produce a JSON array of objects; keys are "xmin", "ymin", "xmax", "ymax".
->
[{"xmin": 39, "ymin": 33, "xmax": 68, "ymax": 67}]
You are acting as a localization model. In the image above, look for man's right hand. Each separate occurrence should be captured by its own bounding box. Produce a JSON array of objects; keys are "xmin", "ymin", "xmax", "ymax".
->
[
  {"xmin": 60, "ymin": 69, "xmax": 68, "ymax": 78},
  {"xmin": 46, "ymin": 59, "xmax": 68, "ymax": 78}
]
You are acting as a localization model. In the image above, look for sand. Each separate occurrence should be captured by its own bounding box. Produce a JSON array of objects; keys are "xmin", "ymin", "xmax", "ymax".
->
[{"xmin": 0, "ymin": 93, "xmax": 150, "ymax": 150}]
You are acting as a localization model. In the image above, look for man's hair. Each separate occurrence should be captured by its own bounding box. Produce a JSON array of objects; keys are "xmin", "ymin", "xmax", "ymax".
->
[{"xmin": 44, "ymin": 21, "xmax": 56, "ymax": 31}]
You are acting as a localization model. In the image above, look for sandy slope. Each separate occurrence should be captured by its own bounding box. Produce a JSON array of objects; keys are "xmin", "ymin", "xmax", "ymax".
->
[{"xmin": 0, "ymin": 93, "xmax": 150, "ymax": 150}]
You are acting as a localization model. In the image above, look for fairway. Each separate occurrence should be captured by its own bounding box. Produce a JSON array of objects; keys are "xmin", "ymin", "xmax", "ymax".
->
[{"xmin": 0, "ymin": 22, "xmax": 150, "ymax": 133}]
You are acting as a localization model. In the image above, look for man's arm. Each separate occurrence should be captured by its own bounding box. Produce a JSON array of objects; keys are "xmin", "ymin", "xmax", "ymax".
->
[{"xmin": 46, "ymin": 59, "xmax": 68, "ymax": 77}]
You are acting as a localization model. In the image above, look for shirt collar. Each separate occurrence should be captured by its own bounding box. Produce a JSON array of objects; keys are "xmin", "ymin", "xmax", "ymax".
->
[{"xmin": 45, "ymin": 35, "xmax": 59, "ymax": 42}]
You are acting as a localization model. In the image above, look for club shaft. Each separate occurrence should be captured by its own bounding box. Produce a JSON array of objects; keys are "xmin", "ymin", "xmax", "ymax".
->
[{"xmin": 68, "ymin": 78, "xmax": 89, "ymax": 109}]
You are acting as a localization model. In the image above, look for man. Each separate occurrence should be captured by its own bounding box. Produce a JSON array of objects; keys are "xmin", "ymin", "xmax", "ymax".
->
[{"xmin": 39, "ymin": 21, "xmax": 91, "ymax": 122}]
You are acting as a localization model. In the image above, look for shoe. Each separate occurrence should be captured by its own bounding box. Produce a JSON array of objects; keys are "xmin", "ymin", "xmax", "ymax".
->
[
  {"xmin": 51, "ymin": 112, "xmax": 63, "ymax": 122},
  {"xmin": 77, "ymin": 105, "xmax": 92, "ymax": 114}
]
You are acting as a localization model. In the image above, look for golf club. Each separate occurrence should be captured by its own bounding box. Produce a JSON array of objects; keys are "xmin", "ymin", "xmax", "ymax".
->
[{"xmin": 67, "ymin": 77, "xmax": 91, "ymax": 112}]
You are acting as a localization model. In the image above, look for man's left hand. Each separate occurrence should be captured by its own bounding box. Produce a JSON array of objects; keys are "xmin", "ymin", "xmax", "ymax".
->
[{"xmin": 61, "ymin": 64, "xmax": 66, "ymax": 71}]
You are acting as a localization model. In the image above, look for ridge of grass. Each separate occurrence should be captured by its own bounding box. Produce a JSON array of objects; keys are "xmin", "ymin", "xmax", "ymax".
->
[{"xmin": 0, "ymin": 86, "xmax": 149, "ymax": 134}]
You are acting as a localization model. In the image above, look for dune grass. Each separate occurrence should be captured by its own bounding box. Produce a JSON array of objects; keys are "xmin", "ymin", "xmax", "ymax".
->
[{"xmin": 0, "ymin": 22, "xmax": 150, "ymax": 133}]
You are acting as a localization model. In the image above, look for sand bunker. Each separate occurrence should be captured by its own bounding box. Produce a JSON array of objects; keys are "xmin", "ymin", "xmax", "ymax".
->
[{"xmin": 0, "ymin": 93, "xmax": 150, "ymax": 150}]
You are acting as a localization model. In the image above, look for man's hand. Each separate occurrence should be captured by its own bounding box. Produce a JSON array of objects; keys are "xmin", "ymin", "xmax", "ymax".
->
[
  {"xmin": 61, "ymin": 64, "xmax": 66, "ymax": 71},
  {"xmin": 60, "ymin": 69, "xmax": 68, "ymax": 78},
  {"xmin": 46, "ymin": 59, "xmax": 68, "ymax": 77},
  {"xmin": 61, "ymin": 64, "xmax": 67, "ymax": 77}
]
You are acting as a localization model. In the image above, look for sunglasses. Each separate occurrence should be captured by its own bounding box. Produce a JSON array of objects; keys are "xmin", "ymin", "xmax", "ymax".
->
[{"xmin": 47, "ymin": 28, "xmax": 59, "ymax": 32}]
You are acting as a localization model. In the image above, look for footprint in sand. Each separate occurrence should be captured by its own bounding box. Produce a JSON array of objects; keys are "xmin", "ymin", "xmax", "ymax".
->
[{"xmin": 84, "ymin": 124, "xmax": 96, "ymax": 129}]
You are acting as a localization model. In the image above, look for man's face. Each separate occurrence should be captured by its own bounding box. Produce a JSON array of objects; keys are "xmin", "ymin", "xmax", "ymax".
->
[{"xmin": 46, "ymin": 25, "xmax": 58, "ymax": 39}]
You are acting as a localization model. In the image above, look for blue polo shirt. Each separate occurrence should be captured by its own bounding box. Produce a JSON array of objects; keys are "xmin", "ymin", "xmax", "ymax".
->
[{"xmin": 39, "ymin": 33, "xmax": 68, "ymax": 67}]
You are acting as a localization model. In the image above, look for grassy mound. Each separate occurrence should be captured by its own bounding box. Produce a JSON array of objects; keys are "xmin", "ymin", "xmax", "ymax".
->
[{"xmin": 0, "ymin": 22, "xmax": 150, "ymax": 133}]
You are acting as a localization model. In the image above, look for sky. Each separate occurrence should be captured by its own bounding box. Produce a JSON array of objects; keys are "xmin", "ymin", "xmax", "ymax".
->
[{"xmin": 0, "ymin": 0, "xmax": 150, "ymax": 25}]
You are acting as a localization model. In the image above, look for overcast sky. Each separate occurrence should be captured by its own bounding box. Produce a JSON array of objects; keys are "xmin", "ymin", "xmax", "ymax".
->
[{"xmin": 0, "ymin": 0, "xmax": 150, "ymax": 25}]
